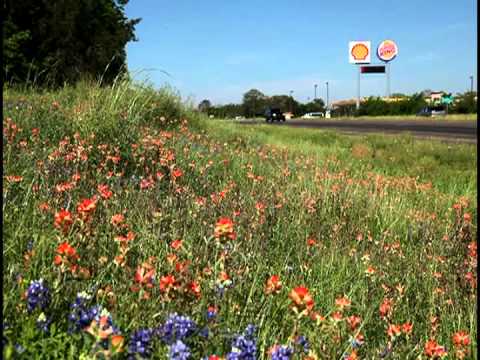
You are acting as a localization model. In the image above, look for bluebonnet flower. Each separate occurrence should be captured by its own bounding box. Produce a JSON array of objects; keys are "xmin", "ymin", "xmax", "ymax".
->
[
  {"xmin": 128, "ymin": 328, "xmax": 154, "ymax": 359},
  {"xmin": 15, "ymin": 344, "xmax": 25, "ymax": 354},
  {"xmin": 206, "ymin": 306, "xmax": 217, "ymax": 321},
  {"xmin": 156, "ymin": 313, "xmax": 196, "ymax": 345},
  {"xmin": 169, "ymin": 339, "xmax": 190, "ymax": 360},
  {"xmin": 226, "ymin": 324, "xmax": 257, "ymax": 360},
  {"xmin": 269, "ymin": 345, "xmax": 294, "ymax": 360},
  {"xmin": 199, "ymin": 327, "xmax": 210, "ymax": 338},
  {"xmin": 27, "ymin": 240, "xmax": 34, "ymax": 251},
  {"xmin": 68, "ymin": 292, "xmax": 95, "ymax": 332},
  {"xmin": 295, "ymin": 335, "xmax": 309, "ymax": 353},
  {"xmin": 36, "ymin": 312, "xmax": 51, "ymax": 333},
  {"xmin": 26, "ymin": 279, "xmax": 50, "ymax": 312}
]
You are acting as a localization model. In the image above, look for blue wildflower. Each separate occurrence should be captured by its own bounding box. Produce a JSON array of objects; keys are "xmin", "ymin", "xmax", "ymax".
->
[
  {"xmin": 128, "ymin": 328, "xmax": 154, "ymax": 359},
  {"xmin": 295, "ymin": 335, "xmax": 309, "ymax": 353},
  {"xmin": 226, "ymin": 324, "xmax": 257, "ymax": 360},
  {"xmin": 26, "ymin": 279, "xmax": 50, "ymax": 312},
  {"xmin": 270, "ymin": 345, "xmax": 294, "ymax": 360},
  {"xmin": 169, "ymin": 339, "xmax": 190, "ymax": 360},
  {"xmin": 157, "ymin": 313, "xmax": 196, "ymax": 345},
  {"xmin": 36, "ymin": 312, "xmax": 51, "ymax": 333}
]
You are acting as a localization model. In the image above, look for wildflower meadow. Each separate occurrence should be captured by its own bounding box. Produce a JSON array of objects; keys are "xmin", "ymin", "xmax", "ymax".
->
[{"xmin": 2, "ymin": 80, "xmax": 477, "ymax": 359}]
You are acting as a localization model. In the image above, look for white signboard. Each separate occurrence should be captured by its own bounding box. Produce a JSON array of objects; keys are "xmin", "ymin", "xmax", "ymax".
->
[{"xmin": 349, "ymin": 41, "xmax": 371, "ymax": 64}]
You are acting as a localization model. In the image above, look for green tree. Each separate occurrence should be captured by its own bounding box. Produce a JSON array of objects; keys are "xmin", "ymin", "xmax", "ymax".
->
[
  {"xmin": 198, "ymin": 99, "xmax": 212, "ymax": 113},
  {"xmin": 3, "ymin": 0, "xmax": 140, "ymax": 86},
  {"xmin": 242, "ymin": 89, "xmax": 266, "ymax": 117}
]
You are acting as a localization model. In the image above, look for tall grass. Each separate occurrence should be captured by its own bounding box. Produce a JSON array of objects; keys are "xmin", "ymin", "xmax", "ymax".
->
[{"xmin": 3, "ymin": 83, "xmax": 477, "ymax": 359}]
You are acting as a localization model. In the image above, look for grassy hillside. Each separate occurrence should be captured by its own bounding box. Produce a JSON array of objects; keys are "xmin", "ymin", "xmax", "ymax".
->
[{"xmin": 3, "ymin": 81, "xmax": 477, "ymax": 359}]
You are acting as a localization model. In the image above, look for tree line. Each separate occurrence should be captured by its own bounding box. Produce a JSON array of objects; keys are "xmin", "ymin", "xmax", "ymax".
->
[
  {"xmin": 198, "ymin": 90, "xmax": 477, "ymax": 118},
  {"xmin": 3, "ymin": 0, "xmax": 140, "ymax": 87},
  {"xmin": 198, "ymin": 89, "xmax": 325, "ymax": 118}
]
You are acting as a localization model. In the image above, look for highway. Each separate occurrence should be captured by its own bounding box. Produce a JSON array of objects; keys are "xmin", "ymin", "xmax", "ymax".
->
[{"xmin": 239, "ymin": 118, "xmax": 477, "ymax": 143}]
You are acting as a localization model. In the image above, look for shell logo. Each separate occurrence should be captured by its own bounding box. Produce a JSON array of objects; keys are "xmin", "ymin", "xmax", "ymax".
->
[
  {"xmin": 377, "ymin": 40, "xmax": 398, "ymax": 62},
  {"xmin": 351, "ymin": 43, "xmax": 369, "ymax": 61}
]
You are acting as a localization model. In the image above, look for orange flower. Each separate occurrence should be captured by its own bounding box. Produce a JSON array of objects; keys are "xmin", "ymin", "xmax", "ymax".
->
[
  {"xmin": 171, "ymin": 168, "xmax": 183, "ymax": 179},
  {"xmin": 98, "ymin": 184, "xmax": 113, "ymax": 200},
  {"xmin": 54, "ymin": 241, "xmax": 79, "ymax": 273},
  {"xmin": 54, "ymin": 209, "xmax": 73, "ymax": 233},
  {"xmin": 346, "ymin": 315, "xmax": 362, "ymax": 331},
  {"xmin": 214, "ymin": 217, "xmax": 236, "ymax": 240},
  {"xmin": 5, "ymin": 175, "xmax": 23, "ymax": 183},
  {"xmin": 171, "ymin": 239, "xmax": 183, "ymax": 250},
  {"xmin": 424, "ymin": 339, "xmax": 447, "ymax": 358},
  {"xmin": 188, "ymin": 281, "xmax": 201, "ymax": 298},
  {"xmin": 387, "ymin": 324, "xmax": 402, "ymax": 338},
  {"xmin": 335, "ymin": 296, "xmax": 351, "ymax": 310},
  {"xmin": 134, "ymin": 265, "xmax": 155, "ymax": 288},
  {"xmin": 111, "ymin": 214, "xmax": 125, "ymax": 226},
  {"xmin": 402, "ymin": 322, "xmax": 413, "ymax": 335},
  {"xmin": 77, "ymin": 197, "xmax": 97, "ymax": 219},
  {"xmin": 330, "ymin": 311, "xmax": 343, "ymax": 322},
  {"xmin": 265, "ymin": 275, "xmax": 282, "ymax": 295},
  {"xmin": 307, "ymin": 238, "xmax": 317, "ymax": 247},
  {"xmin": 159, "ymin": 274, "xmax": 177, "ymax": 292},
  {"xmin": 452, "ymin": 331, "xmax": 470, "ymax": 347},
  {"xmin": 289, "ymin": 286, "xmax": 314, "ymax": 312},
  {"xmin": 379, "ymin": 298, "xmax": 393, "ymax": 319}
]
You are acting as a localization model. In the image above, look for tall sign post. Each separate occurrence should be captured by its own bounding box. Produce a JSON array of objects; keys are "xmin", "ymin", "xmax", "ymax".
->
[
  {"xmin": 376, "ymin": 40, "xmax": 399, "ymax": 98},
  {"xmin": 349, "ymin": 41, "xmax": 371, "ymax": 110}
]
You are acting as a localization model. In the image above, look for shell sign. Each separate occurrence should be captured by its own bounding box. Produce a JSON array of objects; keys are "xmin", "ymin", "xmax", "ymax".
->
[
  {"xmin": 377, "ymin": 40, "xmax": 398, "ymax": 62},
  {"xmin": 349, "ymin": 41, "xmax": 371, "ymax": 64}
]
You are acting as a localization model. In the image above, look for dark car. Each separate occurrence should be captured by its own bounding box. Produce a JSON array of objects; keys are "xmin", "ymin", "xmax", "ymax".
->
[
  {"xmin": 416, "ymin": 106, "xmax": 446, "ymax": 117},
  {"xmin": 264, "ymin": 108, "xmax": 285, "ymax": 122}
]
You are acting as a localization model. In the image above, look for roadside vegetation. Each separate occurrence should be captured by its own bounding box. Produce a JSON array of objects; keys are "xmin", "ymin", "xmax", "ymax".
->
[{"xmin": 3, "ymin": 80, "xmax": 477, "ymax": 359}]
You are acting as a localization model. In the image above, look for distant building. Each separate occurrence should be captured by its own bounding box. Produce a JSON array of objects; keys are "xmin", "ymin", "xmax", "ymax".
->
[{"xmin": 425, "ymin": 91, "xmax": 445, "ymax": 104}]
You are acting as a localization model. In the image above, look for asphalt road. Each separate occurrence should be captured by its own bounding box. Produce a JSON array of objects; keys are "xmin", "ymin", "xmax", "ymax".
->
[{"xmin": 240, "ymin": 118, "xmax": 477, "ymax": 143}]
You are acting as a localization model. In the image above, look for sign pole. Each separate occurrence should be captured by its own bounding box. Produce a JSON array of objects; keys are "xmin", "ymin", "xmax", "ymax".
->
[
  {"xmin": 356, "ymin": 65, "xmax": 360, "ymax": 110},
  {"xmin": 386, "ymin": 62, "xmax": 390, "ymax": 98}
]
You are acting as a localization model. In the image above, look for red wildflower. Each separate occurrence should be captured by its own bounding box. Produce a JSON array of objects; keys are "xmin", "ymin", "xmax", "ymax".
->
[
  {"xmin": 335, "ymin": 296, "xmax": 351, "ymax": 310},
  {"xmin": 330, "ymin": 311, "xmax": 343, "ymax": 322},
  {"xmin": 171, "ymin": 239, "xmax": 183, "ymax": 250},
  {"xmin": 265, "ymin": 275, "xmax": 282, "ymax": 295},
  {"xmin": 307, "ymin": 238, "xmax": 317, "ymax": 247},
  {"xmin": 289, "ymin": 286, "xmax": 314, "ymax": 312},
  {"xmin": 346, "ymin": 315, "xmax": 362, "ymax": 331},
  {"xmin": 77, "ymin": 197, "xmax": 97, "ymax": 219},
  {"xmin": 159, "ymin": 274, "xmax": 178, "ymax": 292},
  {"xmin": 54, "ymin": 209, "xmax": 74, "ymax": 233},
  {"xmin": 171, "ymin": 168, "xmax": 183, "ymax": 179},
  {"xmin": 452, "ymin": 331, "xmax": 470, "ymax": 347},
  {"xmin": 214, "ymin": 217, "xmax": 236, "ymax": 240},
  {"xmin": 379, "ymin": 298, "xmax": 393, "ymax": 319},
  {"xmin": 387, "ymin": 324, "xmax": 402, "ymax": 338},
  {"xmin": 134, "ymin": 265, "xmax": 155, "ymax": 288},
  {"xmin": 424, "ymin": 339, "xmax": 447, "ymax": 358},
  {"xmin": 98, "ymin": 184, "xmax": 113, "ymax": 200},
  {"xmin": 402, "ymin": 322, "xmax": 413, "ymax": 335},
  {"xmin": 188, "ymin": 281, "xmax": 201, "ymax": 298},
  {"xmin": 54, "ymin": 241, "xmax": 79, "ymax": 273},
  {"xmin": 111, "ymin": 214, "xmax": 125, "ymax": 226},
  {"xmin": 5, "ymin": 175, "xmax": 23, "ymax": 183}
]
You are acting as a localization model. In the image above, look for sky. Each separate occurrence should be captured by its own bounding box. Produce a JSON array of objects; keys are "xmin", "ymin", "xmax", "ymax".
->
[{"xmin": 125, "ymin": 0, "xmax": 477, "ymax": 105}]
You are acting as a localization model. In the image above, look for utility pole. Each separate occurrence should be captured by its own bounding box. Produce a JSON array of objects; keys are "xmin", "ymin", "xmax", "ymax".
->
[
  {"xmin": 289, "ymin": 90, "xmax": 294, "ymax": 113},
  {"xmin": 325, "ymin": 82, "xmax": 329, "ymax": 109},
  {"xmin": 314, "ymin": 84, "xmax": 318, "ymax": 100},
  {"xmin": 470, "ymin": 75, "xmax": 474, "ymax": 93}
]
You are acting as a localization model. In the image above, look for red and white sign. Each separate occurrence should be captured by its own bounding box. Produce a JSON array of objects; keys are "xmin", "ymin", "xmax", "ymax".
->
[
  {"xmin": 377, "ymin": 40, "xmax": 398, "ymax": 62},
  {"xmin": 349, "ymin": 41, "xmax": 371, "ymax": 64}
]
